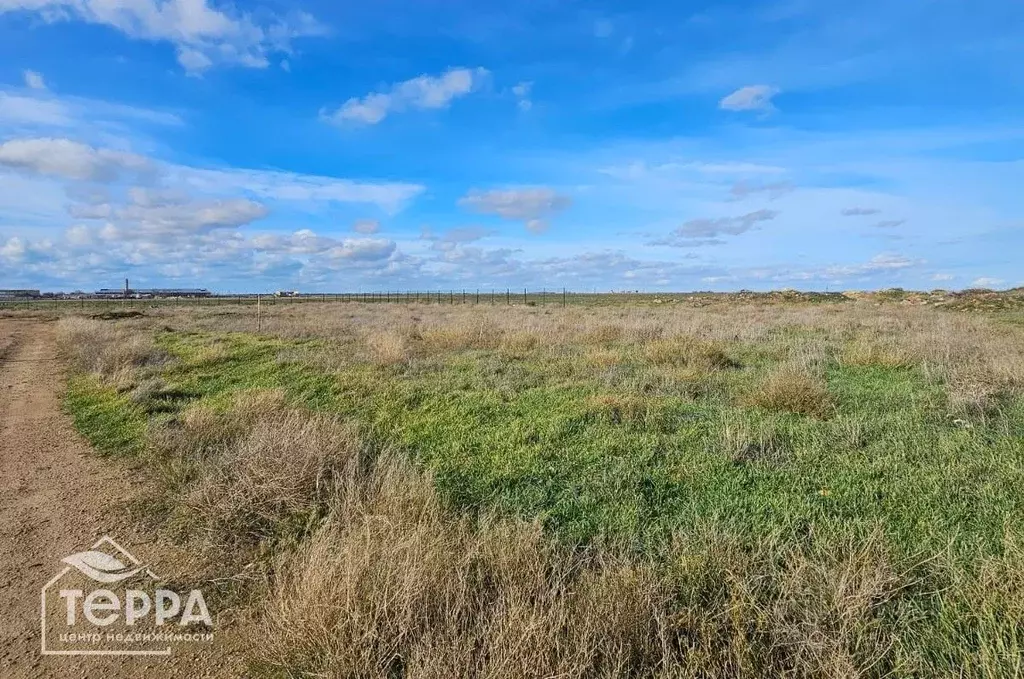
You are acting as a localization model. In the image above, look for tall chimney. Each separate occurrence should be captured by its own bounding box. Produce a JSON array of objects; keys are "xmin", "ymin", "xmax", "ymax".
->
[{"xmin": 125, "ymin": 278, "xmax": 129, "ymax": 299}]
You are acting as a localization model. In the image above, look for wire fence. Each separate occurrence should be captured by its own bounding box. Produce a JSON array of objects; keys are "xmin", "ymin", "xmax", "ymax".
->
[{"xmin": 0, "ymin": 289, "xmax": 686, "ymax": 312}]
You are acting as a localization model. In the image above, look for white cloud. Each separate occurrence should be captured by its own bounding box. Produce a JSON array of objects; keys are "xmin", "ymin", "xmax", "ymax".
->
[
  {"xmin": 326, "ymin": 237, "xmax": 396, "ymax": 261},
  {"xmin": 249, "ymin": 230, "xmax": 396, "ymax": 261},
  {"xmin": 651, "ymin": 209, "xmax": 779, "ymax": 246},
  {"xmin": 719, "ymin": 85, "xmax": 780, "ymax": 112},
  {"xmin": 352, "ymin": 219, "xmax": 380, "ymax": 234},
  {"xmin": 4, "ymin": 221, "xmax": 403, "ymax": 288},
  {"xmin": 23, "ymin": 70, "xmax": 46, "ymax": 90},
  {"xmin": 176, "ymin": 47, "xmax": 214, "ymax": 73},
  {"xmin": 971, "ymin": 277, "xmax": 1004, "ymax": 289},
  {"xmin": 0, "ymin": 0, "xmax": 327, "ymax": 74},
  {"xmin": 931, "ymin": 273, "xmax": 955, "ymax": 282},
  {"xmin": 512, "ymin": 81, "xmax": 532, "ymax": 112},
  {"xmin": 873, "ymin": 219, "xmax": 905, "ymax": 228},
  {"xmin": 0, "ymin": 235, "xmax": 27, "ymax": 261},
  {"xmin": 323, "ymin": 67, "xmax": 490, "ymax": 125},
  {"xmin": 113, "ymin": 196, "xmax": 269, "ymax": 237},
  {"xmin": 0, "ymin": 136, "xmax": 424, "ymax": 230},
  {"xmin": 458, "ymin": 187, "xmax": 572, "ymax": 233},
  {"xmin": 0, "ymin": 137, "xmax": 151, "ymax": 181}
]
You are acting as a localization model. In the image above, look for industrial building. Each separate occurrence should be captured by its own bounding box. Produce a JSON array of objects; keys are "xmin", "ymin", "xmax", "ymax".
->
[
  {"xmin": 0, "ymin": 289, "xmax": 41, "ymax": 299},
  {"xmin": 94, "ymin": 287, "xmax": 212, "ymax": 299}
]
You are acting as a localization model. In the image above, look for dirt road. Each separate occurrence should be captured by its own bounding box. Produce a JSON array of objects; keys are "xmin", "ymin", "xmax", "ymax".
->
[{"xmin": 0, "ymin": 319, "xmax": 239, "ymax": 678}]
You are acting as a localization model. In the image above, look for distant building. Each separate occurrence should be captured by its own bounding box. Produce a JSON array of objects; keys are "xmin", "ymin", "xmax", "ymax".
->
[
  {"xmin": 94, "ymin": 288, "xmax": 212, "ymax": 299},
  {"xmin": 0, "ymin": 289, "xmax": 40, "ymax": 299},
  {"xmin": 143, "ymin": 288, "xmax": 212, "ymax": 298}
]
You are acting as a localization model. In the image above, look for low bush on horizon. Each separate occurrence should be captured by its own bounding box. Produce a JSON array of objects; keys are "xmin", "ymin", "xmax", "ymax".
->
[{"xmin": 55, "ymin": 300, "xmax": 1024, "ymax": 677}]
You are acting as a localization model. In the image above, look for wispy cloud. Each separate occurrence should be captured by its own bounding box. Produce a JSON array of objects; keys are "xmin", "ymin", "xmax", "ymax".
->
[
  {"xmin": 0, "ymin": 87, "xmax": 183, "ymax": 133},
  {"xmin": 719, "ymin": 85, "xmax": 780, "ymax": 112},
  {"xmin": 730, "ymin": 181, "xmax": 794, "ymax": 200},
  {"xmin": 323, "ymin": 67, "xmax": 490, "ymax": 125},
  {"xmin": 178, "ymin": 166, "xmax": 424, "ymax": 214},
  {"xmin": 841, "ymin": 207, "xmax": 881, "ymax": 216},
  {"xmin": 23, "ymin": 70, "xmax": 45, "ymax": 90},
  {"xmin": 352, "ymin": 219, "xmax": 380, "ymax": 234},
  {"xmin": 512, "ymin": 81, "xmax": 533, "ymax": 111},
  {"xmin": 650, "ymin": 209, "xmax": 779, "ymax": 247}
]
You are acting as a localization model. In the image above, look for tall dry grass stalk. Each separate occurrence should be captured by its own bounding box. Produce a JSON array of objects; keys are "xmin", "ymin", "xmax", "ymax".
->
[
  {"xmin": 180, "ymin": 412, "xmax": 365, "ymax": 552},
  {"xmin": 57, "ymin": 316, "xmax": 168, "ymax": 381}
]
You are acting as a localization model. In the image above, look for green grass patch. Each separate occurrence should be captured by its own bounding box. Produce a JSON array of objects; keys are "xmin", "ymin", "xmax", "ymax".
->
[
  {"xmin": 316, "ymin": 343, "xmax": 1024, "ymax": 559},
  {"xmin": 155, "ymin": 331, "xmax": 341, "ymax": 411},
  {"xmin": 64, "ymin": 375, "xmax": 147, "ymax": 456},
  {"xmin": 66, "ymin": 328, "xmax": 1024, "ymax": 561}
]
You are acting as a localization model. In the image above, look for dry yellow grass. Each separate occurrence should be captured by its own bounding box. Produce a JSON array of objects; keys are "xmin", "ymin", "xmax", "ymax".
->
[
  {"xmin": 56, "ymin": 316, "xmax": 168, "ymax": 379},
  {"xmin": 842, "ymin": 338, "xmax": 915, "ymax": 369},
  {"xmin": 367, "ymin": 329, "xmax": 409, "ymax": 366},
  {"xmin": 645, "ymin": 335, "xmax": 736, "ymax": 370},
  {"xmin": 581, "ymin": 323, "xmax": 624, "ymax": 344},
  {"xmin": 743, "ymin": 367, "xmax": 835, "ymax": 419},
  {"xmin": 253, "ymin": 454, "xmax": 912, "ymax": 679},
  {"xmin": 584, "ymin": 346, "xmax": 623, "ymax": 370}
]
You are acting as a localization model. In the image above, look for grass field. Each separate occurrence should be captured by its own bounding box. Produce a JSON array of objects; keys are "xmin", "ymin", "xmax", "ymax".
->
[{"xmin": 50, "ymin": 293, "xmax": 1024, "ymax": 677}]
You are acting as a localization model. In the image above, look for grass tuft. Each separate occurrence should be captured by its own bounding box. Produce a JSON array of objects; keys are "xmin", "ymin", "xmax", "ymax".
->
[{"xmin": 744, "ymin": 367, "xmax": 834, "ymax": 419}]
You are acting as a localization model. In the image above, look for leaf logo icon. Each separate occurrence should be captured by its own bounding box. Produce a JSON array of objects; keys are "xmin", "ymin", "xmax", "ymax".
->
[{"xmin": 61, "ymin": 551, "xmax": 148, "ymax": 584}]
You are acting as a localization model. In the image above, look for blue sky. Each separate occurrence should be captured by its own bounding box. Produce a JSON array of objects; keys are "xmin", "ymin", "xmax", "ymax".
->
[{"xmin": 0, "ymin": 0, "xmax": 1021, "ymax": 293}]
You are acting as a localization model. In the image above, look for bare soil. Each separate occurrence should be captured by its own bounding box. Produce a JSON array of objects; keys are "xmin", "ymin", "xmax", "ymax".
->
[{"xmin": 0, "ymin": 320, "xmax": 242, "ymax": 678}]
